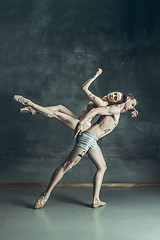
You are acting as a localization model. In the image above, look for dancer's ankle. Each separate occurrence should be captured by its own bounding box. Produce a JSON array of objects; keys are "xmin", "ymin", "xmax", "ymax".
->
[
  {"xmin": 43, "ymin": 191, "xmax": 50, "ymax": 197},
  {"xmin": 93, "ymin": 198, "xmax": 100, "ymax": 204},
  {"xmin": 29, "ymin": 101, "xmax": 33, "ymax": 107}
]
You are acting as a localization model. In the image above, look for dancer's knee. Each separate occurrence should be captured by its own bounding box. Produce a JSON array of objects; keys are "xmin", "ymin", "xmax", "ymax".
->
[
  {"xmin": 103, "ymin": 165, "xmax": 107, "ymax": 172},
  {"xmin": 48, "ymin": 113, "xmax": 55, "ymax": 118},
  {"xmin": 62, "ymin": 161, "xmax": 77, "ymax": 173},
  {"xmin": 99, "ymin": 164, "xmax": 107, "ymax": 174},
  {"xmin": 48, "ymin": 111, "xmax": 59, "ymax": 118},
  {"xmin": 57, "ymin": 105, "xmax": 65, "ymax": 111}
]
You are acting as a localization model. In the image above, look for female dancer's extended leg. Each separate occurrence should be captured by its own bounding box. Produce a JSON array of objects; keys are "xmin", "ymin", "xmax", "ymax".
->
[
  {"xmin": 20, "ymin": 104, "xmax": 78, "ymax": 119},
  {"xmin": 14, "ymin": 95, "xmax": 90, "ymax": 131}
]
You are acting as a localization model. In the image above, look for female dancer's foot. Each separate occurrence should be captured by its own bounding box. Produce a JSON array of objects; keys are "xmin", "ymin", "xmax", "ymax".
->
[
  {"xmin": 13, "ymin": 95, "xmax": 32, "ymax": 106},
  {"xmin": 92, "ymin": 200, "xmax": 106, "ymax": 208},
  {"xmin": 34, "ymin": 192, "xmax": 50, "ymax": 209},
  {"xmin": 20, "ymin": 106, "xmax": 36, "ymax": 115}
]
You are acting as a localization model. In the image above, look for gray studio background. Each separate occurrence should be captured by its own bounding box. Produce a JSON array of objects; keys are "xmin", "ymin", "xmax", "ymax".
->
[{"xmin": 0, "ymin": 0, "xmax": 160, "ymax": 183}]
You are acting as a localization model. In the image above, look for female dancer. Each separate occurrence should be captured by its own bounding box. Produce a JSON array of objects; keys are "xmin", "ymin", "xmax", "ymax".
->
[{"xmin": 14, "ymin": 68, "xmax": 137, "ymax": 134}]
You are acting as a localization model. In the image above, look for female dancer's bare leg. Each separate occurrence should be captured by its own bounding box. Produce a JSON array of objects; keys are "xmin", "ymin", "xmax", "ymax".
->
[
  {"xmin": 20, "ymin": 104, "xmax": 78, "ymax": 119},
  {"xmin": 14, "ymin": 95, "xmax": 90, "ymax": 131}
]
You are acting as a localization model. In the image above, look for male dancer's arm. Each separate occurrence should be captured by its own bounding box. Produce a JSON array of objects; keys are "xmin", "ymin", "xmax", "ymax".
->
[
  {"xmin": 74, "ymin": 106, "xmax": 120, "ymax": 138},
  {"xmin": 121, "ymin": 108, "xmax": 138, "ymax": 117},
  {"xmin": 81, "ymin": 68, "xmax": 107, "ymax": 107}
]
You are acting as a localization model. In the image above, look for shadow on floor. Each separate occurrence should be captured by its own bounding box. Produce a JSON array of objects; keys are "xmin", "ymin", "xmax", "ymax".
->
[
  {"xmin": 0, "ymin": 189, "xmax": 91, "ymax": 209},
  {"xmin": 54, "ymin": 194, "xmax": 91, "ymax": 208}
]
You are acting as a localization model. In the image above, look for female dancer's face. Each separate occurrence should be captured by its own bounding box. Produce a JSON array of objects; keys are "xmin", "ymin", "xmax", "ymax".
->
[{"xmin": 107, "ymin": 92, "xmax": 123, "ymax": 103}]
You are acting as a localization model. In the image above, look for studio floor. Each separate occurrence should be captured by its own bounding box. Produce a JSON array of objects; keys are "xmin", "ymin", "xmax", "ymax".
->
[{"xmin": 0, "ymin": 187, "xmax": 160, "ymax": 240}]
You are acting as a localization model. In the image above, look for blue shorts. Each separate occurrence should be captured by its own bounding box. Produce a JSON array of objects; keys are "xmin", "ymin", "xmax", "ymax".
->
[{"xmin": 76, "ymin": 131, "xmax": 98, "ymax": 151}]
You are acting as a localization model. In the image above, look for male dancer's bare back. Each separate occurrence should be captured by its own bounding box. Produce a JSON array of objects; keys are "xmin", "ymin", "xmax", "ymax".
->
[{"xmin": 34, "ymin": 96, "xmax": 137, "ymax": 209}]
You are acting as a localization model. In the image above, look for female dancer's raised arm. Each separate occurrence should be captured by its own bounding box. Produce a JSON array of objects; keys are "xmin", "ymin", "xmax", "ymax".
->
[{"xmin": 81, "ymin": 68, "xmax": 107, "ymax": 107}]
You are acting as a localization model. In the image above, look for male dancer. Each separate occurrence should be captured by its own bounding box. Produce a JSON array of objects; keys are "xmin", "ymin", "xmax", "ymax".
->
[{"xmin": 33, "ymin": 93, "xmax": 137, "ymax": 209}]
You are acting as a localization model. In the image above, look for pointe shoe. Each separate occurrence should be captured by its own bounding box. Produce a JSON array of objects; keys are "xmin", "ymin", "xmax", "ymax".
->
[
  {"xmin": 13, "ymin": 95, "xmax": 32, "ymax": 106},
  {"xmin": 92, "ymin": 200, "xmax": 106, "ymax": 208},
  {"xmin": 34, "ymin": 193, "xmax": 49, "ymax": 209},
  {"xmin": 20, "ymin": 107, "xmax": 36, "ymax": 115}
]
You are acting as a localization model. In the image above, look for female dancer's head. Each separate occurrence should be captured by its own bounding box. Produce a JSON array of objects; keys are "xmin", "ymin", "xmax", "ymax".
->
[{"xmin": 102, "ymin": 92, "xmax": 124, "ymax": 104}]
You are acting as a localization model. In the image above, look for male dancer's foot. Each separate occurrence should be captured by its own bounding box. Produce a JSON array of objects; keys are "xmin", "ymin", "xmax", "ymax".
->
[
  {"xmin": 92, "ymin": 200, "xmax": 106, "ymax": 208},
  {"xmin": 13, "ymin": 95, "xmax": 32, "ymax": 106},
  {"xmin": 34, "ymin": 192, "xmax": 50, "ymax": 209},
  {"xmin": 20, "ymin": 106, "xmax": 36, "ymax": 115}
]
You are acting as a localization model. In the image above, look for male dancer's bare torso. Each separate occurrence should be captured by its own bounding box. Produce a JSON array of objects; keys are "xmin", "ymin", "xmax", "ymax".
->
[
  {"xmin": 76, "ymin": 104, "xmax": 122, "ymax": 139},
  {"xmin": 89, "ymin": 113, "xmax": 120, "ymax": 139}
]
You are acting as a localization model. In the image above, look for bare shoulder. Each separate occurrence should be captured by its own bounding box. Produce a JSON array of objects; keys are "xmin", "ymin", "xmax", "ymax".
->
[
  {"xmin": 102, "ymin": 100, "xmax": 109, "ymax": 107},
  {"xmin": 107, "ymin": 105, "xmax": 121, "ymax": 114}
]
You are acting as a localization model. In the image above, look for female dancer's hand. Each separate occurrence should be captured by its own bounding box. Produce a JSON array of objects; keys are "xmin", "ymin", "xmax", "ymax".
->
[
  {"xmin": 74, "ymin": 122, "xmax": 84, "ymax": 138},
  {"xmin": 96, "ymin": 68, "xmax": 103, "ymax": 76}
]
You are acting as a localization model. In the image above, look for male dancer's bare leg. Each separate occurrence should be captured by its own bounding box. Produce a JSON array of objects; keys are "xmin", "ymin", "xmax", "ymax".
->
[
  {"xmin": 34, "ymin": 146, "xmax": 86, "ymax": 209},
  {"xmin": 87, "ymin": 147, "xmax": 107, "ymax": 208},
  {"xmin": 35, "ymin": 146, "xmax": 107, "ymax": 209}
]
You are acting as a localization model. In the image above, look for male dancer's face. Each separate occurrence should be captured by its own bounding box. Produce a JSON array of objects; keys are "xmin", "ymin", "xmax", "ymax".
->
[{"xmin": 125, "ymin": 98, "xmax": 137, "ymax": 111}]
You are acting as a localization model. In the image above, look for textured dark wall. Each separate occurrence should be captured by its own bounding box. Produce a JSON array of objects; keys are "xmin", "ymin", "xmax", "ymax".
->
[{"xmin": 0, "ymin": 0, "xmax": 160, "ymax": 183}]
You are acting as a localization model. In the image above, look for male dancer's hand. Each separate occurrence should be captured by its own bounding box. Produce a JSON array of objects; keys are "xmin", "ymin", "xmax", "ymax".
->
[{"xmin": 131, "ymin": 108, "xmax": 138, "ymax": 117}]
